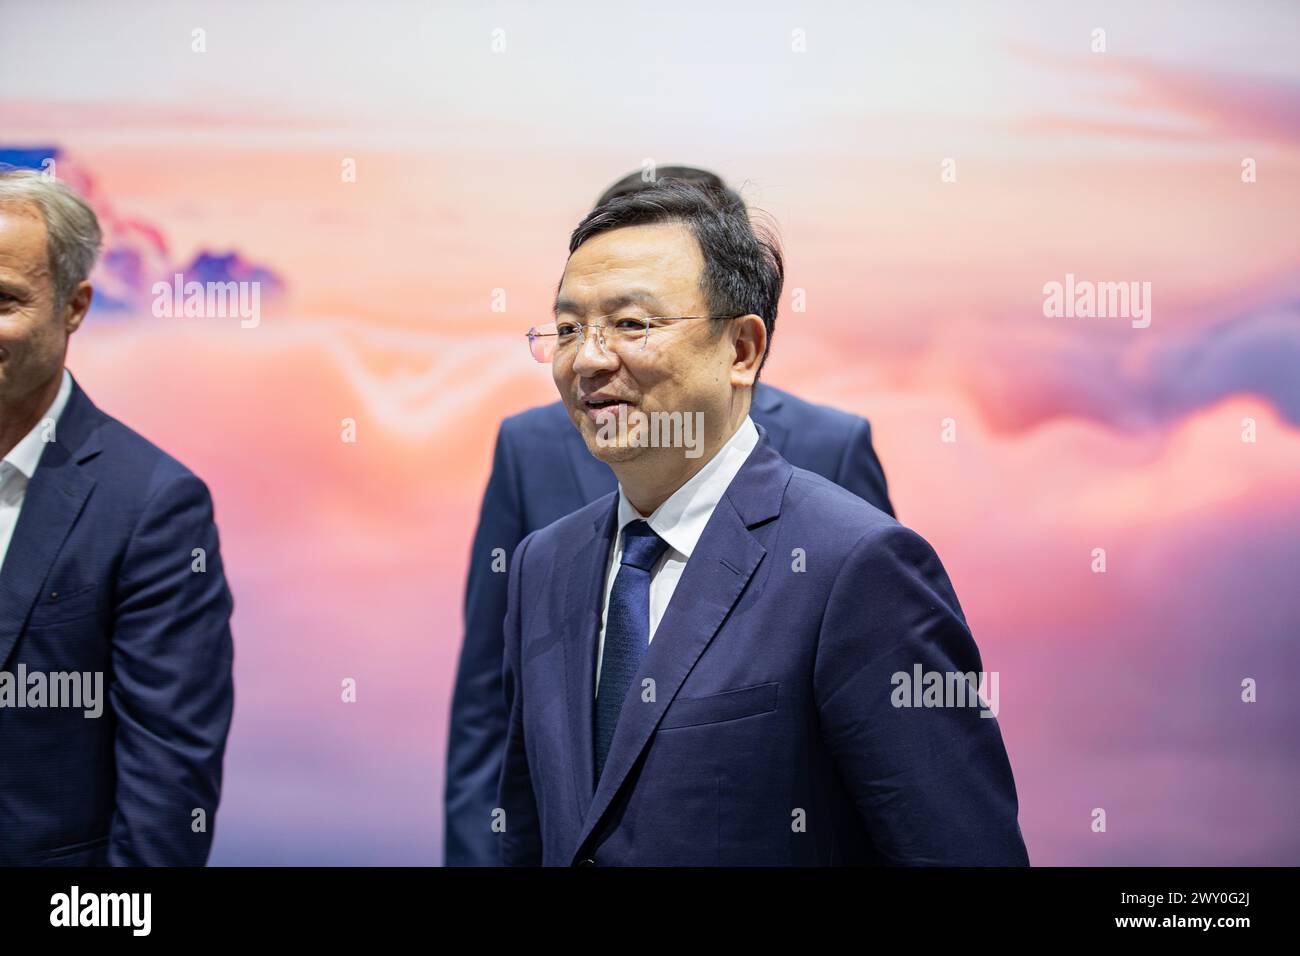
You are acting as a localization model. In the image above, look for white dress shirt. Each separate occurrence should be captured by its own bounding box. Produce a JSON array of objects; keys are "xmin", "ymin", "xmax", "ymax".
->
[
  {"xmin": 0, "ymin": 368, "xmax": 73, "ymax": 575},
  {"xmin": 594, "ymin": 415, "xmax": 759, "ymax": 695}
]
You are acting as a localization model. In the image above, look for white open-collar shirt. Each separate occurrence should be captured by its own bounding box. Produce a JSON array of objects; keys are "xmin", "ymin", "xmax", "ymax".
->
[
  {"xmin": 0, "ymin": 367, "xmax": 73, "ymax": 575},
  {"xmin": 594, "ymin": 415, "xmax": 759, "ymax": 696}
]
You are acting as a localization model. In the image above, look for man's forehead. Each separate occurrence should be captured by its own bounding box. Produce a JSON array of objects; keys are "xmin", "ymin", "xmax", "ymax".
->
[
  {"xmin": 554, "ymin": 287, "xmax": 666, "ymax": 318},
  {"xmin": 556, "ymin": 222, "xmax": 701, "ymax": 314},
  {"xmin": 0, "ymin": 203, "xmax": 51, "ymax": 273},
  {"xmin": 568, "ymin": 221, "xmax": 697, "ymax": 268},
  {"xmin": 0, "ymin": 200, "xmax": 47, "ymax": 232}
]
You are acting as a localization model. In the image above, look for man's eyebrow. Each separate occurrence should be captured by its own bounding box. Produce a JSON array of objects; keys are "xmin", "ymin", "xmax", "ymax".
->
[{"xmin": 553, "ymin": 289, "xmax": 666, "ymax": 318}]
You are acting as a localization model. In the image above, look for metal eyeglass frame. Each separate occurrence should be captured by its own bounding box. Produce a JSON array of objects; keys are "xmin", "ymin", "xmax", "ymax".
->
[{"xmin": 526, "ymin": 315, "xmax": 743, "ymax": 362}]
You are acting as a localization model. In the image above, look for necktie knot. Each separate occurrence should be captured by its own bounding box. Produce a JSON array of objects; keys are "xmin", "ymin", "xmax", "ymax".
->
[{"xmin": 620, "ymin": 520, "xmax": 670, "ymax": 572}]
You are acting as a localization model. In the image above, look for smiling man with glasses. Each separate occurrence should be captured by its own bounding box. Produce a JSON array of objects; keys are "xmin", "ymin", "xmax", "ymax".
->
[
  {"xmin": 445, "ymin": 168, "xmax": 900, "ymax": 868},
  {"xmin": 495, "ymin": 179, "xmax": 1030, "ymax": 866}
]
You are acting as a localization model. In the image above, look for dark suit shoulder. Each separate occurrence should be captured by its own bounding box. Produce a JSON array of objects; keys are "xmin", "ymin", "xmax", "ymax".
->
[
  {"xmin": 762, "ymin": 384, "xmax": 868, "ymax": 432},
  {"xmin": 83, "ymin": 409, "xmax": 209, "ymax": 504},
  {"xmin": 784, "ymin": 464, "xmax": 898, "ymax": 544},
  {"xmin": 499, "ymin": 401, "xmax": 571, "ymax": 443},
  {"xmin": 496, "ymin": 401, "xmax": 581, "ymax": 479},
  {"xmin": 782, "ymin": 462, "xmax": 963, "ymax": 611}
]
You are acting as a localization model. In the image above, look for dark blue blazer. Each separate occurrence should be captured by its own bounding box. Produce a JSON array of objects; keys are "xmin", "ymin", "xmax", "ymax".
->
[
  {"xmin": 0, "ymin": 375, "xmax": 234, "ymax": 866},
  {"xmin": 446, "ymin": 383, "xmax": 893, "ymax": 864},
  {"xmin": 497, "ymin": 424, "xmax": 1028, "ymax": 865}
]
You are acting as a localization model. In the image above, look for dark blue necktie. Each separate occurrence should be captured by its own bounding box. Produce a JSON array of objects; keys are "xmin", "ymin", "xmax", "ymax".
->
[{"xmin": 594, "ymin": 519, "xmax": 670, "ymax": 782}]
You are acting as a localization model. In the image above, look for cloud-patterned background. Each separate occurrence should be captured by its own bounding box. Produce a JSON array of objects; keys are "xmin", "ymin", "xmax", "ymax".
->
[{"xmin": 2, "ymin": 0, "xmax": 1297, "ymax": 864}]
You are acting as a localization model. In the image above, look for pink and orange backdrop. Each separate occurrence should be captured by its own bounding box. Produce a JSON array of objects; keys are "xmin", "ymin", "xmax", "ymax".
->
[{"xmin": 3, "ymin": 0, "xmax": 1297, "ymax": 864}]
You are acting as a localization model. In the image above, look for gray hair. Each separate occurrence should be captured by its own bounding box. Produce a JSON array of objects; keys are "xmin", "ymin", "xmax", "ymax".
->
[{"xmin": 0, "ymin": 167, "xmax": 103, "ymax": 307}]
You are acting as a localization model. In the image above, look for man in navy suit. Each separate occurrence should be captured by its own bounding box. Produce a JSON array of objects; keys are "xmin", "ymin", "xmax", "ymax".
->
[
  {"xmin": 495, "ymin": 179, "xmax": 1028, "ymax": 865},
  {"xmin": 0, "ymin": 168, "xmax": 234, "ymax": 866},
  {"xmin": 445, "ymin": 168, "xmax": 894, "ymax": 865}
]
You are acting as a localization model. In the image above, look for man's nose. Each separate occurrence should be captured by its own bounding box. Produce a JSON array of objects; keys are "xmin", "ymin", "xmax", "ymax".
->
[{"xmin": 571, "ymin": 327, "xmax": 619, "ymax": 375}]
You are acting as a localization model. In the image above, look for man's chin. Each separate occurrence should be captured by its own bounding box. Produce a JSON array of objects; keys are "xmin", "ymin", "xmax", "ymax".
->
[
  {"xmin": 573, "ymin": 408, "xmax": 632, "ymax": 455},
  {"xmin": 588, "ymin": 442, "xmax": 643, "ymax": 464},
  {"xmin": 580, "ymin": 426, "xmax": 644, "ymax": 464}
]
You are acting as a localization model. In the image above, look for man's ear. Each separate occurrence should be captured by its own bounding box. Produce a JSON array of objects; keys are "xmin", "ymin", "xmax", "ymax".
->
[
  {"xmin": 729, "ymin": 313, "xmax": 767, "ymax": 388},
  {"xmin": 62, "ymin": 281, "xmax": 93, "ymax": 335}
]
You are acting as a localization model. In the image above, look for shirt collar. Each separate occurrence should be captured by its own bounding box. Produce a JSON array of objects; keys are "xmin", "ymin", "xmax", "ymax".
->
[
  {"xmin": 615, "ymin": 415, "xmax": 760, "ymax": 560},
  {"xmin": 2, "ymin": 368, "xmax": 74, "ymax": 480}
]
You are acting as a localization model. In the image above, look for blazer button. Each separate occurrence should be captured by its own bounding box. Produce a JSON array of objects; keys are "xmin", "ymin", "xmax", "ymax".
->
[{"xmin": 577, "ymin": 857, "xmax": 597, "ymax": 867}]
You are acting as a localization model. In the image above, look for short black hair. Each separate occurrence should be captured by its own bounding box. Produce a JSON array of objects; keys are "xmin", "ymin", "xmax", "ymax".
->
[
  {"xmin": 595, "ymin": 165, "xmax": 735, "ymax": 208},
  {"xmin": 566, "ymin": 179, "xmax": 783, "ymax": 380}
]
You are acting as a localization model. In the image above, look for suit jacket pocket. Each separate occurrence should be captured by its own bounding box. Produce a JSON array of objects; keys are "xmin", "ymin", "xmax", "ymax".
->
[
  {"xmin": 26, "ymin": 583, "xmax": 99, "ymax": 629},
  {"xmin": 658, "ymin": 681, "xmax": 779, "ymax": 730},
  {"xmin": 44, "ymin": 834, "xmax": 110, "ymax": 865}
]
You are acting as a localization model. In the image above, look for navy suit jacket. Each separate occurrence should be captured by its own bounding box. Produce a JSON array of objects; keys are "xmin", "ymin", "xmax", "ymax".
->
[
  {"xmin": 0, "ymin": 375, "xmax": 235, "ymax": 866},
  {"xmin": 445, "ymin": 383, "xmax": 893, "ymax": 864},
  {"xmin": 497, "ymin": 424, "xmax": 1028, "ymax": 865}
]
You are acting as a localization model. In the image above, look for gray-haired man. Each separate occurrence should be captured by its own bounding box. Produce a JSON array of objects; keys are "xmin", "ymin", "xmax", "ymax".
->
[{"xmin": 0, "ymin": 168, "xmax": 235, "ymax": 866}]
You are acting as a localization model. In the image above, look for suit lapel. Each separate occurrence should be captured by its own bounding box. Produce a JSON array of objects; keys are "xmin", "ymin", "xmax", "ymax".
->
[
  {"xmin": 567, "ymin": 427, "xmax": 792, "ymax": 864},
  {"xmin": 0, "ymin": 377, "xmax": 103, "ymax": 670},
  {"xmin": 559, "ymin": 495, "xmax": 618, "ymax": 811}
]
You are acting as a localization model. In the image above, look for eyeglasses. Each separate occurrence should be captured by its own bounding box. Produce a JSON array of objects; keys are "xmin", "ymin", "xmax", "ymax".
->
[{"xmin": 526, "ymin": 315, "xmax": 742, "ymax": 363}]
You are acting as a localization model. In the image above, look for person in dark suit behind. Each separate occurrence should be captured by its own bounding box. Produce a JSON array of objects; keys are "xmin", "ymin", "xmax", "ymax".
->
[
  {"xmin": 0, "ymin": 168, "xmax": 234, "ymax": 866},
  {"xmin": 495, "ymin": 179, "xmax": 1029, "ymax": 865},
  {"xmin": 444, "ymin": 167, "xmax": 894, "ymax": 865}
]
